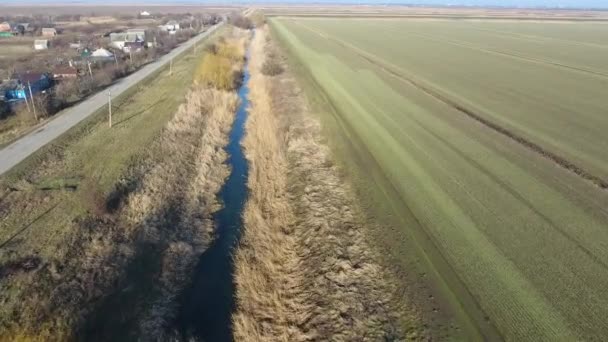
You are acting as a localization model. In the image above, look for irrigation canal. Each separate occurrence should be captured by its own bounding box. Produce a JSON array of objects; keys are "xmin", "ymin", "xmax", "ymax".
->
[{"xmin": 177, "ymin": 39, "xmax": 252, "ymax": 342}]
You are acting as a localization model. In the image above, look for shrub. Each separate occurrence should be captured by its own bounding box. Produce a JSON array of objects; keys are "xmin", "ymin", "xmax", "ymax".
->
[
  {"xmin": 0, "ymin": 101, "xmax": 10, "ymax": 120},
  {"xmin": 229, "ymin": 14, "xmax": 253, "ymax": 30},
  {"xmin": 81, "ymin": 178, "xmax": 108, "ymax": 217},
  {"xmin": 250, "ymin": 11, "xmax": 266, "ymax": 28},
  {"xmin": 217, "ymin": 43, "xmax": 242, "ymax": 62},
  {"xmin": 261, "ymin": 59, "xmax": 283, "ymax": 76},
  {"xmin": 31, "ymin": 93, "xmax": 52, "ymax": 119},
  {"xmin": 204, "ymin": 43, "xmax": 218, "ymax": 55},
  {"xmin": 54, "ymin": 79, "xmax": 80, "ymax": 105},
  {"xmin": 15, "ymin": 104, "xmax": 35, "ymax": 125},
  {"xmin": 195, "ymin": 53, "xmax": 236, "ymax": 90}
]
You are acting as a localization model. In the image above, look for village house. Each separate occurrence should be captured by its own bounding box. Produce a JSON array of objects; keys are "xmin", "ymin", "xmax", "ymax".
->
[
  {"xmin": 3, "ymin": 72, "xmax": 52, "ymax": 100},
  {"xmin": 90, "ymin": 48, "xmax": 115, "ymax": 63},
  {"xmin": 123, "ymin": 41, "xmax": 145, "ymax": 53},
  {"xmin": 159, "ymin": 20, "xmax": 180, "ymax": 33},
  {"xmin": 52, "ymin": 66, "xmax": 78, "ymax": 80},
  {"xmin": 0, "ymin": 22, "xmax": 12, "ymax": 32},
  {"xmin": 41, "ymin": 28, "xmax": 57, "ymax": 37},
  {"xmin": 110, "ymin": 30, "xmax": 145, "ymax": 49},
  {"xmin": 34, "ymin": 39, "xmax": 49, "ymax": 50}
]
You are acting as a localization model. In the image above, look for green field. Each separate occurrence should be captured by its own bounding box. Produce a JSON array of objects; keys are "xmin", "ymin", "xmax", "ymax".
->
[{"xmin": 271, "ymin": 18, "xmax": 608, "ymax": 341}]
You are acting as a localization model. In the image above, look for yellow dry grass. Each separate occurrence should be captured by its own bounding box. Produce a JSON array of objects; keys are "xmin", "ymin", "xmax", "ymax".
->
[
  {"xmin": 195, "ymin": 34, "xmax": 247, "ymax": 90},
  {"xmin": 233, "ymin": 26, "xmax": 425, "ymax": 341}
]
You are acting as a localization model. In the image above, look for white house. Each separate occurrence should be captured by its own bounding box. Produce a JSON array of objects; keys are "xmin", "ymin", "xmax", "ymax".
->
[
  {"xmin": 110, "ymin": 30, "xmax": 145, "ymax": 49},
  {"xmin": 159, "ymin": 20, "xmax": 180, "ymax": 33},
  {"xmin": 91, "ymin": 48, "xmax": 113, "ymax": 57},
  {"xmin": 34, "ymin": 39, "xmax": 49, "ymax": 50},
  {"xmin": 140, "ymin": 11, "xmax": 151, "ymax": 17}
]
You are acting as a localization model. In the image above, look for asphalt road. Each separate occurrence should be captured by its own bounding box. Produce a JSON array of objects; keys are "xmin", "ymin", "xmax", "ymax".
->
[{"xmin": 0, "ymin": 22, "xmax": 223, "ymax": 176}]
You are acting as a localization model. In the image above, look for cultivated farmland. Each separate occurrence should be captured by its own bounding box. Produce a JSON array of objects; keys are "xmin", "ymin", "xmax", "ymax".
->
[{"xmin": 271, "ymin": 18, "xmax": 608, "ymax": 341}]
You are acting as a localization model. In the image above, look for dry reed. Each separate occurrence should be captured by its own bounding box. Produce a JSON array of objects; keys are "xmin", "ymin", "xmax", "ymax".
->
[{"xmin": 232, "ymin": 26, "xmax": 427, "ymax": 341}]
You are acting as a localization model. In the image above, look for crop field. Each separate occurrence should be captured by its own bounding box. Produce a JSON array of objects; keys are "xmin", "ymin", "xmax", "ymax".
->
[{"xmin": 271, "ymin": 18, "xmax": 608, "ymax": 341}]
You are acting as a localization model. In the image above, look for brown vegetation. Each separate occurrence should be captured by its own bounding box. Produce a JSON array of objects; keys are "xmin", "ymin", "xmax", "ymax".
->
[
  {"xmin": 229, "ymin": 13, "xmax": 254, "ymax": 30},
  {"xmin": 120, "ymin": 86, "xmax": 238, "ymax": 340},
  {"xmin": 261, "ymin": 57, "xmax": 283, "ymax": 76},
  {"xmin": 233, "ymin": 26, "xmax": 427, "ymax": 341}
]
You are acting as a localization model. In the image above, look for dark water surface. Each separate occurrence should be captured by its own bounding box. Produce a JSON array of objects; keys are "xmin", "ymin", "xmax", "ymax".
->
[{"xmin": 177, "ymin": 42, "xmax": 251, "ymax": 342}]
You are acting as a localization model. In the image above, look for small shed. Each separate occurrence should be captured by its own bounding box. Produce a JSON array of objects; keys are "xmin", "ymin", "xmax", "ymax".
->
[
  {"xmin": 34, "ymin": 39, "xmax": 49, "ymax": 50},
  {"xmin": 41, "ymin": 28, "xmax": 57, "ymax": 37}
]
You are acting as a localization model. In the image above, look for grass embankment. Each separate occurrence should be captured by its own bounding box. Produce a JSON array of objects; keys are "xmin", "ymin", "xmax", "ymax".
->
[
  {"xmin": 0, "ymin": 26, "xmax": 246, "ymax": 340},
  {"xmin": 271, "ymin": 18, "xmax": 608, "ymax": 341},
  {"xmin": 232, "ymin": 26, "xmax": 426, "ymax": 341}
]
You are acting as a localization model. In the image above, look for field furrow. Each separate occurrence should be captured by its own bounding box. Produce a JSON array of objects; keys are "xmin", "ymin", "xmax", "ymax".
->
[{"xmin": 285, "ymin": 18, "xmax": 608, "ymax": 182}]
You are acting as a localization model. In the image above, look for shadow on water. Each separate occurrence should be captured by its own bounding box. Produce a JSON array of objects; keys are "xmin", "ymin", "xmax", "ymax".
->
[{"xmin": 177, "ymin": 35, "xmax": 252, "ymax": 342}]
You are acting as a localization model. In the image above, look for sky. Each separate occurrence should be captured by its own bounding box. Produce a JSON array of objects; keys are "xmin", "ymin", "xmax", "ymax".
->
[{"xmin": 1, "ymin": 0, "xmax": 607, "ymax": 9}]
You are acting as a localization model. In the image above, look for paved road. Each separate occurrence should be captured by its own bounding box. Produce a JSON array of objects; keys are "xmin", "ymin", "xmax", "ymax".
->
[{"xmin": 0, "ymin": 22, "xmax": 223, "ymax": 176}]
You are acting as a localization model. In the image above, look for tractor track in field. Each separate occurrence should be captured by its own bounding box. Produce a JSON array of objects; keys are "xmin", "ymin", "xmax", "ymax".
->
[
  {"xmin": 472, "ymin": 27, "xmax": 608, "ymax": 51},
  {"xmin": 404, "ymin": 31, "xmax": 608, "ymax": 80},
  {"xmin": 292, "ymin": 19, "xmax": 608, "ymax": 192}
]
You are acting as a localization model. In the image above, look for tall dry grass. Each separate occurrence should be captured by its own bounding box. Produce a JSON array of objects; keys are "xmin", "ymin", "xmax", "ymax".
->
[
  {"xmin": 233, "ymin": 26, "xmax": 426, "ymax": 341},
  {"xmin": 233, "ymin": 28, "xmax": 311, "ymax": 341},
  {"xmin": 130, "ymin": 87, "xmax": 238, "ymax": 339}
]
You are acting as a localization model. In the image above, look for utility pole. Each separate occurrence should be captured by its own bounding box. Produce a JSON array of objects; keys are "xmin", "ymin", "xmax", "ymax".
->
[
  {"xmin": 27, "ymin": 81, "xmax": 37, "ymax": 121},
  {"xmin": 114, "ymin": 53, "xmax": 118, "ymax": 67},
  {"xmin": 87, "ymin": 61, "xmax": 93, "ymax": 78},
  {"xmin": 22, "ymin": 85, "xmax": 31, "ymax": 113},
  {"xmin": 169, "ymin": 57, "xmax": 173, "ymax": 76},
  {"xmin": 108, "ymin": 90, "xmax": 112, "ymax": 128}
]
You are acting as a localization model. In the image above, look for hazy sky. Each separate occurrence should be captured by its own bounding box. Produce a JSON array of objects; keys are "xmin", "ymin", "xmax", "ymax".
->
[{"xmin": 1, "ymin": 0, "xmax": 607, "ymax": 8}]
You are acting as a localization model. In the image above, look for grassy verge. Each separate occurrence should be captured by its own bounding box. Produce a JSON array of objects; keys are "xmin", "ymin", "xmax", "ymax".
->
[
  {"xmin": 233, "ymin": 25, "xmax": 427, "ymax": 341},
  {"xmin": 0, "ymin": 25, "xmax": 241, "ymax": 340}
]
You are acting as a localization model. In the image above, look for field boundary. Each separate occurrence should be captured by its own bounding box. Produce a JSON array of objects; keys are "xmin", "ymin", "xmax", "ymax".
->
[
  {"xmin": 292, "ymin": 19, "xmax": 608, "ymax": 191},
  {"xmin": 268, "ymin": 14, "xmax": 608, "ymax": 23}
]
